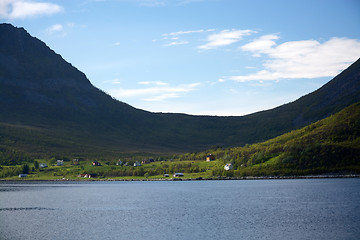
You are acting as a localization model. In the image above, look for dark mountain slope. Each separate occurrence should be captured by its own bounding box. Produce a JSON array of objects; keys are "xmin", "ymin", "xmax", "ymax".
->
[{"xmin": 0, "ymin": 23, "xmax": 359, "ymax": 157}]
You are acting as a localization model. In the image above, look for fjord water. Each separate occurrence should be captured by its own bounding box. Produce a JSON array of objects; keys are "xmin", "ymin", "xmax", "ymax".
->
[{"xmin": 0, "ymin": 179, "xmax": 359, "ymax": 240}]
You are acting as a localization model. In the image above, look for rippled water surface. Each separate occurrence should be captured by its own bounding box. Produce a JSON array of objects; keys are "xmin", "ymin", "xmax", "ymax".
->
[{"xmin": 1, "ymin": 179, "xmax": 359, "ymax": 240}]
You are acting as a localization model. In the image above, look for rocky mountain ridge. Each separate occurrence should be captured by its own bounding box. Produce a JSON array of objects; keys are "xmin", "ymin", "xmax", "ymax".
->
[{"xmin": 1, "ymin": 23, "xmax": 359, "ymax": 156}]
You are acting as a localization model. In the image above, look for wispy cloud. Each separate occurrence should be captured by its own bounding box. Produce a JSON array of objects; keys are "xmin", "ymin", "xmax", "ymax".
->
[
  {"xmin": 198, "ymin": 29, "xmax": 255, "ymax": 50},
  {"xmin": 118, "ymin": 0, "xmax": 209, "ymax": 7},
  {"xmin": 228, "ymin": 35, "xmax": 360, "ymax": 82},
  {"xmin": 45, "ymin": 22, "xmax": 81, "ymax": 37},
  {"xmin": 164, "ymin": 29, "xmax": 215, "ymax": 36},
  {"xmin": 165, "ymin": 40, "xmax": 189, "ymax": 46},
  {"xmin": 0, "ymin": 0, "xmax": 63, "ymax": 20},
  {"xmin": 108, "ymin": 82, "xmax": 200, "ymax": 101},
  {"xmin": 138, "ymin": 81, "xmax": 168, "ymax": 86},
  {"xmin": 48, "ymin": 24, "xmax": 63, "ymax": 32},
  {"xmin": 104, "ymin": 78, "xmax": 122, "ymax": 84},
  {"xmin": 161, "ymin": 29, "xmax": 214, "ymax": 47},
  {"xmin": 46, "ymin": 23, "xmax": 64, "ymax": 35}
]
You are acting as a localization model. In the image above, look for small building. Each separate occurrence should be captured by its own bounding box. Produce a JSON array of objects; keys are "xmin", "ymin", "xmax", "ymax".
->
[
  {"xmin": 92, "ymin": 160, "xmax": 101, "ymax": 166},
  {"xmin": 84, "ymin": 174, "xmax": 96, "ymax": 178},
  {"xmin": 141, "ymin": 159, "xmax": 155, "ymax": 164},
  {"xmin": 133, "ymin": 161, "xmax": 141, "ymax": 167},
  {"xmin": 206, "ymin": 154, "xmax": 215, "ymax": 161},
  {"xmin": 57, "ymin": 160, "xmax": 64, "ymax": 166},
  {"xmin": 72, "ymin": 159, "xmax": 79, "ymax": 165},
  {"xmin": 116, "ymin": 160, "xmax": 123, "ymax": 166},
  {"xmin": 78, "ymin": 173, "xmax": 96, "ymax": 178},
  {"xmin": 40, "ymin": 163, "xmax": 48, "ymax": 168},
  {"xmin": 19, "ymin": 174, "xmax": 27, "ymax": 178},
  {"xmin": 224, "ymin": 163, "xmax": 233, "ymax": 171},
  {"xmin": 163, "ymin": 174, "xmax": 169, "ymax": 177},
  {"xmin": 173, "ymin": 173, "xmax": 184, "ymax": 177},
  {"xmin": 142, "ymin": 159, "xmax": 150, "ymax": 164}
]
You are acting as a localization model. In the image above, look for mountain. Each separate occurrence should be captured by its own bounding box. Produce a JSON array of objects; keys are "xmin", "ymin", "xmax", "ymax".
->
[{"xmin": 0, "ymin": 23, "xmax": 360, "ymax": 158}]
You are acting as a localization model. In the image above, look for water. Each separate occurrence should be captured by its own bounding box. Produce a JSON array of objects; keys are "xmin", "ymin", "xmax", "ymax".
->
[{"xmin": 0, "ymin": 179, "xmax": 359, "ymax": 240}]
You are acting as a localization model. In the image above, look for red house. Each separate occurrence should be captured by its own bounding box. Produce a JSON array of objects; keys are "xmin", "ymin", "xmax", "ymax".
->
[{"xmin": 206, "ymin": 154, "xmax": 215, "ymax": 161}]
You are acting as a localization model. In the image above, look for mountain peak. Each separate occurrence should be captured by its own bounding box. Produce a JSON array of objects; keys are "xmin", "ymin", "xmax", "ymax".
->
[
  {"xmin": 1, "ymin": 24, "xmax": 360, "ymax": 155},
  {"xmin": 0, "ymin": 23, "xmax": 90, "ymax": 89}
]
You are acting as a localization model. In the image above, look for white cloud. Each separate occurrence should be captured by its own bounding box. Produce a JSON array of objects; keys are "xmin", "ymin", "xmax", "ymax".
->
[
  {"xmin": 164, "ymin": 29, "xmax": 215, "ymax": 36},
  {"xmin": 0, "ymin": 0, "xmax": 63, "ymax": 20},
  {"xmin": 45, "ymin": 23, "xmax": 79, "ymax": 37},
  {"xmin": 230, "ymin": 36, "xmax": 360, "ymax": 82},
  {"xmin": 161, "ymin": 29, "xmax": 215, "ymax": 47},
  {"xmin": 165, "ymin": 40, "xmax": 189, "ymax": 47},
  {"xmin": 103, "ymin": 78, "xmax": 122, "ymax": 84},
  {"xmin": 46, "ymin": 24, "xmax": 64, "ymax": 34},
  {"xmin": 121, "ymin": 0, "xmax": 208, "ymax": 7},
  {"xmin": 198, "ymin": 29, "xmax": 255, "ymax": 50},
  {"xmin": 240, "ymin": 34, "xmax": 279, "ymax": 56},
  {"xmin": 133, "ymin": 0, "xmax": 167, "ymax": 7},
  {"xmin": 108, "ymin": 82, "xmax": 200, "ymax": 101},
  {"xmin": 111, "ymin": 79, "xmax": 122, "ymax": 84},
  {"xmin": 138, "ymin": 81, "xmax": 168, "ymax": 86}
]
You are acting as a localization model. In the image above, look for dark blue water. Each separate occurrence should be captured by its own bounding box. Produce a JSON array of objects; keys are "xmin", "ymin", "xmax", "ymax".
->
[{"xmin": 0, "ymin": 179, "xmax": 359, "ymax": 240}]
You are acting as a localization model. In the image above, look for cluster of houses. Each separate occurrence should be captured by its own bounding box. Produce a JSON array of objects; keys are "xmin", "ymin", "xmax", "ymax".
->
[
  {"xmin": 19, "ymin": 160, "xmax": 63, "ymax": 178},
  {"xmin": 162, "ymin": 173, "xmax": 184, "ymax": 177},
  {"xmin": 206, "ymin": 154, "xmax": 233, "ymax": 171},
  {"xmin": 114, "ymin": 159, "xmax": 155, "ymax": 167},
  {"xmin": 78, "ymin": 173, "xmax": 97, "ymax": 178}
]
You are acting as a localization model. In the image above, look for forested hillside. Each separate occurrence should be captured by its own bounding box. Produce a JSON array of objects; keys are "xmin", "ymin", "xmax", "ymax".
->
[
  {"xmin": 183, "ymin": 102, "xmax": 360, "ymax": 176},
  {"xmin": 1, "ymin": 102, "xmax": 359, "ymax": 179}
]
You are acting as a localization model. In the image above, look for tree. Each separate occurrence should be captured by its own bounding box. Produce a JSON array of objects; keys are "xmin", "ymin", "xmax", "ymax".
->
[
  {"xmin": 22, "ymin": 164, "xmax": 29, "ymax": 174},
  {"xmin": 34, "ymin": 160, "xmax": 39, "ymax": 170}
]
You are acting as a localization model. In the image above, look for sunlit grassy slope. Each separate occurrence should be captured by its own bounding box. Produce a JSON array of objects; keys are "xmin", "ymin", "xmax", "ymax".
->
[{"xmin": 181, "ymin": 102, "xmax": 360, "ymax": 176}]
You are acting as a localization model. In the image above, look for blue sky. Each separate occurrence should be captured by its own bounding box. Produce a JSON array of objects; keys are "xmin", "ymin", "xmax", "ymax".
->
[{"xmin": 1, "ymin": 0, "xmax": 360, "ymax": 116}]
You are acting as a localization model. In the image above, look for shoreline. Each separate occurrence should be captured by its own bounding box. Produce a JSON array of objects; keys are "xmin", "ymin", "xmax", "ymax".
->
[{"xmin": 1, "ymin": 174, "xmax": 359, "ymax": 182}]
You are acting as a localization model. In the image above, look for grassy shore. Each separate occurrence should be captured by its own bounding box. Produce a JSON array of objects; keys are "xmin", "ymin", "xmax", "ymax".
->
[{"xmin": 1, "ymin": 157, "xmax": 359, "ymax": 181}]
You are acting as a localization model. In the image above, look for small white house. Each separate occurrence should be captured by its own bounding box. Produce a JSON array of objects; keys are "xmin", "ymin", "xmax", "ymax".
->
[
  {"xmin": 19, "ymin": 174, "xmax": 27, "ymax": 178},
  {"xmin": 57, "ymin": 160, "xmax": 64, "ymax": 166},
  {"xmin": 40, "ymin": 163, "xmax": 48, "ymax": 168},
  {"xmin": 173, "ymin": 173, "xmax": 184, "ymax": 177},
  {"xmin": 133, "ymin": 161, "xmax": 141, "ymax": 167},
  {"xmin": 224, "ymin": 163, "xmax": 233, "ymax": 171}
]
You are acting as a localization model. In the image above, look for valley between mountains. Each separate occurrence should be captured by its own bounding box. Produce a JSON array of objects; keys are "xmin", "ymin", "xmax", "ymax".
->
[{"xmin": 0, "ymin": 23, "xmax": 359, "ymax": 179}]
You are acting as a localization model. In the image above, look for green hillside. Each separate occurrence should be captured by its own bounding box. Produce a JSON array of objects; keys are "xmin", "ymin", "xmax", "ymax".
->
[
  {"xmin": 182, "ymin": 102, "xmax": 360, "ymax": 177},
  {"xmin": 1, "ymin": 102, "xmax": 359, "ymax": 180}
]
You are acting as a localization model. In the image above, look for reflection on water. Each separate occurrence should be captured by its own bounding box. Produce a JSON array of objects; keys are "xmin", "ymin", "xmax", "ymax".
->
[{"xmin": 0, "ymin": 207, "xmax": 56, "ymax": 211}]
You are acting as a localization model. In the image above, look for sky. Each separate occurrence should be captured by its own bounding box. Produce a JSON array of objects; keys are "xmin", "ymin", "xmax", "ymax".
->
[{"xmin": 1, "ymin": 0, "xmax": 360, "ymax": 116}]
